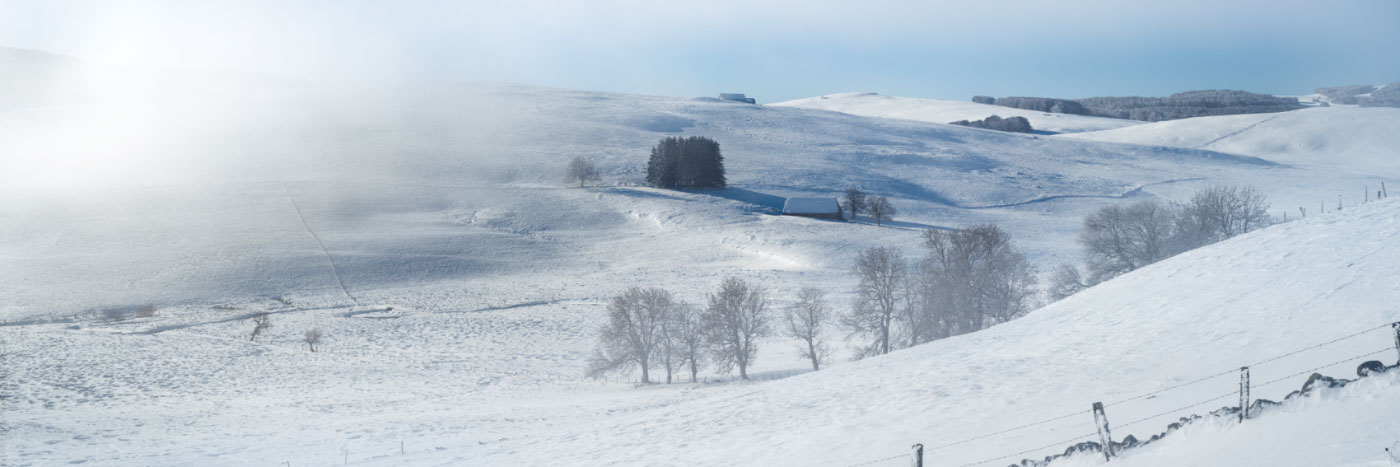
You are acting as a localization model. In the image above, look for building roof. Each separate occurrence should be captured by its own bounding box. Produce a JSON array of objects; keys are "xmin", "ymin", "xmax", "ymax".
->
[{"xmin": 782, "ymin": 197, "xmax": 841, "ymax": 215}]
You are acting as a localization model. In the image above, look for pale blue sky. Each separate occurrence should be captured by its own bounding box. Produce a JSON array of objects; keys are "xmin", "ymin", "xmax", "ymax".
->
[{"xmin": 2, "ymin": 0, "xmax": 1397, "ymax": 102}]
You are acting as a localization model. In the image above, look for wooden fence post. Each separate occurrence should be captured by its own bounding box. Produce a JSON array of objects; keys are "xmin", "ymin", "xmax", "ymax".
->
[
  {"xmin": 1092, "ymin": 402, "xmax": 1115, "ymax": 461},
  {"xmin": 1392, "ymin": 322, "xmax": 1400, "ymax": 365},
  {"xmin": 1239, "ymin": 366, "xmax": 1251, "ymax": 422},
  {"xmin": 910, "ymin": 443, "xmax": 923, "ymax": 467}
]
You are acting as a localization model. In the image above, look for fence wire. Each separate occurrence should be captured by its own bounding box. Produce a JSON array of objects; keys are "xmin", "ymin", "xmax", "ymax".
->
[
  {"xmin": 1253, "ymin": 347, "xmax": 1395, "ymax": 389},
  {"xmin": 1116, "ymin": 390, "xmax": 1238, "ymax": 429},
  {"xmin": 953, "ymin": 432, "xmax": 1099, "ymax": 467},
  {"xmin": 842, "ymin": 322, "xmax": 1396, "ymax": 467},
  {"xmin": 841, "ymin": 452, "xmax": 910, "ymax": 467}
]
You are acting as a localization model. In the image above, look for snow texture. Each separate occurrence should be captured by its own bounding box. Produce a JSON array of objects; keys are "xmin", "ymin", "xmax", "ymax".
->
[{"xmin": 3, "ymin": 51, "xmax": 1400, "ymax": 467}]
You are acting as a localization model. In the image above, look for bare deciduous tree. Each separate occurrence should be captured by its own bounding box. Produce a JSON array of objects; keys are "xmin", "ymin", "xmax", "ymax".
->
[
  {"xmin": 785, "ymin": 288, "xmax": 832, "ymax": 371},
  {"xmin": 1047, "ymin": 263, "xmax": 1088, "ymax": 302},
  {"xmin": 133, "ymin": 304, "xmax": 157, "ymax": 318},
  {"xmin": 303, "ymin": 328, "xmax": 323, "ymax": 352},
  {"xmin": 867, "ymin": 196, "xmax": 896, "ymax": 226},
  {"xmin": 668, "ymin": 303, "xmax": 706, "ymax": 383},
  {"xmin": 656, "ymin": 303, "xmax": 683, "ymax": 384},
  {"xmin": 249, "ymin": 312, "xmax": 272, "ymax": 342},
  {"xmin": 587, "ymin": 287, "xmax": 673, "ymax": 383},
  {"xmin": 1079, "ymin": 199, "xmax": 1178, "ymax": 284},
  {"xmin": 103, "ymin": 308, "xmax": 127, "ymax": 322},
  {"xmin": 703, "ymin": 277, "xmax": 769, "ymax": 379},
  {"xmin": 564, "ymin": 156, "xmax": 601, "ymax": 188},
  {"xmin": 845, "ymin": 247, "xmax": 905, "ymax": 357},
  {"xmin": 897, "ymin": 269, "xmax": 931, "ymax": 347},
  {"xmin": 1175, "ymin": 185, "xmax": 1273, "ymax": 249},
  {"xmin": 920, "ymin": 225, "xmax": 1037, "ymax": 338},
  {"xmin": 842, "ymin": 188, "xmax": 867, "ymax": 220}
]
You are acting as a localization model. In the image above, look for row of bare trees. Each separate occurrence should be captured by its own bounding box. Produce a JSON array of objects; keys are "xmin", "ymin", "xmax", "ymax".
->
[
  {"xmin": 587, "ymin": 278, "xmax": 772, "ymax": 383},
  {"xmin": 1051, "ymin": 185, "xmax": 1274, "ymax": 300},
  {"xmin": 843, "ymin": 188, "xmax": 897, "ymax": 226},
  {"xmin": 848, "ymin": 225, "xmax": 1038, "ymax": 357},
  {"xmin": 590, "ymin": 224, "xmax": 1039, "ymax": 384}
]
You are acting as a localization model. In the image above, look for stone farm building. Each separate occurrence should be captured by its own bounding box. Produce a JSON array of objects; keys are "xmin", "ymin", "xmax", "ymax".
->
[{"xmin": 782, "ymin": 197, "xmax": 844, "ymax": 220}]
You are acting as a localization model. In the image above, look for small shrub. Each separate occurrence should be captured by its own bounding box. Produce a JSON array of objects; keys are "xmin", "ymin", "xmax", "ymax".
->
[
  {"xmin": 103, "ymin": 308, "xmax": 127, "ymax": 322},
  {"xmin": 133, "ymin": 304, "xmax": 158, "ymax": 318},
  {"xmin": 304, "ymin": 328, "xmax": 324, "ymax": 352}
]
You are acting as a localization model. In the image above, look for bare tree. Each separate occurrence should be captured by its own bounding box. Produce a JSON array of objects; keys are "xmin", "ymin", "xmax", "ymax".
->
[
  {"xmin": 249, "ymin": 312, "xmax": 272, "ymax": 342},
  {"xmin": 867, "ymin": 196, "xmax": 896, "ymax": 226},
  {"xmin": 785, "ymin": 288, "xmax": 832, "ymax": 371},
  {"xmin": 1047, "ymin": 263, "xmax": 1088, "ymax": 302},
  {"xmin": 564, "ymin": 156, "xmax": 602, "ymax": 188},
  {"xmin": 668, "ymin": 303, "xmax": 706, "ymax": 383},
  {"xmin": 842, "ymin": 188, "xmax": 867, "ymax": 220},
  {"xmin": 103, "ymin": 308, "xmax": 127, "ymax": 322},
  {"xmin": 845, "ymin": 247, "xmax": 905, "ymax": 357},
  {"xmin": 897, "ymin": 268, "xmax": 931, "ymax": 347},
  {"xmin": 703, "ymin": 277, "xmax": 769, "ymax": 379},
  {"xmin": 586, "ymin": 287, "xmax": 673, "ymax": 383},
  {"xmin": 303, "ymin": 328, "xmax": 324, "ymax": 352},
  {"xmin": 1079, "ymin": 199, "xmax": 1179, "ymax": 284},
  {"xmin": 1175, "ymin": 185, "xmax": 1273, "ymax": 249},
  {"xmin": 133, "ymin": 304, "xmax": 158, "ymax": 318},
  {"xmin": 920, "ymin": 225, "xmax": 1037, "ymax": 338},
  {"xmin": 657, "ymin": 303, "xmax": 682, "ymax": 384}
]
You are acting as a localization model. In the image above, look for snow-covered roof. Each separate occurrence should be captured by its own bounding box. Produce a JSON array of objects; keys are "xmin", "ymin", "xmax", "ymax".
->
[{"xmin": 782, "ymin": 197, "xmax": 840, "ymax": 214}]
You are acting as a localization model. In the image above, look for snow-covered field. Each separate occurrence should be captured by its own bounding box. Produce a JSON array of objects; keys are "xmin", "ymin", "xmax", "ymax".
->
[
  {"xmin": 773, "ymin": 92, "xmax": 1142, "ymax": 134},
  {"xmin": 1059, "ymin": 106, "xmax": 1400, "ymax": 174},
  {"xmin": 3, "ymin": 51, "xmax": 1399, "ymax": 466}
]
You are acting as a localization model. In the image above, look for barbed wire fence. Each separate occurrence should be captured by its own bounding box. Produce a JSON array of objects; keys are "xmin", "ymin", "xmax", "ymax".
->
[{"xmin": 839, "ymin": 321, "xmax": 1400, "ymax": 467}]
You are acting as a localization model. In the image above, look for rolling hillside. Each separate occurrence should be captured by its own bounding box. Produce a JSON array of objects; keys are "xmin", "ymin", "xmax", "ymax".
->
[
  {"xmin": 4, "ymin": 50, "xmax": 1399, "ymax": 467},
  {"xmin": 1060, "ymin": 106, "xmax": 1400, "ymax": 175},
  {"xmin": 772, "ymin": 92, "xmax": 1142, "ymax": 134}
]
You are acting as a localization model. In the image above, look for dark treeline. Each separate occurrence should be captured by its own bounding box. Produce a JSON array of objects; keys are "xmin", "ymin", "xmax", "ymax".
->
[
  {"xmin": 1315, "ymin": 84, "xmax": 1378, "ymax": 105},
  {"xmin": 1358, "ymin": 82, "xmax": 1400, "ymax": 108},
  {"xmin": 989, "ymin": 97, "xmax": 1088, "ymax": 115},
  {"xmin": 646, "ymin": 136, "xmax": 727, "ymax": 189},
  {"xmin": 986, "ymin": 90, "xmax": 1303, "ymax": 122},
  {"xmin": 948, "ymin": 115, "xmax": 1033, "ymax": 133}
]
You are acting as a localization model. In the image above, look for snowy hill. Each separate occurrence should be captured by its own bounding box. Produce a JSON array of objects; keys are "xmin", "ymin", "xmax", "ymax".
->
[
  {"xmin": 5, "ymin": 48, "xmax": 1400, "ymax": 467},
  {"xmin": 383, "ymin": 197, "xmax": 1400, "ymax": 467},
  {"xmin": 1, "ymin": 79, "xmax": 1317, "ymax": 319},
  {"xmin": 10, "ymin": 194, "xmax": 1395, "ymax": 467},
  {"xmin": 772, "ymin": 92, "xmax": 1142, "ymax": 134},
  {"xmin": 1059, "ymin": 106, "xmax": 1400, "ymax": 175}
]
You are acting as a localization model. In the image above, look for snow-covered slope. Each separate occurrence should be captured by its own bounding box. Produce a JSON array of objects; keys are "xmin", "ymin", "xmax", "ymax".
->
[
  {"xmin": 1060, "ymin": 107, "xmax": 1400, "ymax": 175},
  {"xmin": 772, "ymin": 92, "xmax": 1142, "ymax": 134},
  {"xmin": 387, "ymin": 198, "xmax": 1400, "ymax": 467},
  {"xmin": 5, "ymin": 49, "xmax": 1400, "ymax": 467},
  {"xmin": 10, "ymin": 194, "xmax": 1394, "ymax": 467},
  {"xmin": 1, "ymin": 79, "xmax": 1311, "ymax": 319}
]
